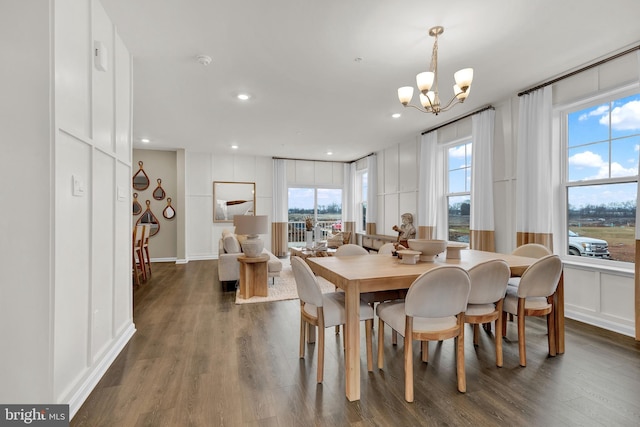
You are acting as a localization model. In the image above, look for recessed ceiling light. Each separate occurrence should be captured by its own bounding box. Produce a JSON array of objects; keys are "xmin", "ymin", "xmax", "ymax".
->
[
  {"xmin": 391, "ymin": 113, "xmax": 401, "ymax": 119},
  {"xmin": 327, "ymin": 151, "xmax": 333, "ymax": 156},
  {"xmin": 141, "ymin": 138, "xmax": 150, "ymax": 143},
  {"xmin": 237, "ymin": 93, "xmax": 250, "ymax": 101},
  {"xmin": 231, "ymin": 144, "xmax": 239, "ymax": 149}
]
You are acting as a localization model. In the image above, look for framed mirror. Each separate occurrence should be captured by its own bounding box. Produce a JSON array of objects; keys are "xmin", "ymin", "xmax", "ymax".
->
[{"xmin": 213, "ymin": 181, "xmax": 255, "ymax": 223}]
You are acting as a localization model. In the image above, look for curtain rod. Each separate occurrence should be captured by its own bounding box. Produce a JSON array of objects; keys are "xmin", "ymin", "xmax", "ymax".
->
[
  {"xmin": 421, "ymin": 105, "xmax": 494, "ymax": 135},
  {"xmin": 273, "ymin": 152, "xmax": 375, "ymax": 164},
  {"xmin": 518, "ymin": 44, "xmax": 640, "ymax": 97}
]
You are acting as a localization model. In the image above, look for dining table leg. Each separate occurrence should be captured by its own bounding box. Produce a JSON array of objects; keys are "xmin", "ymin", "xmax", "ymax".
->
[{"xmin": 344, "ymin": 282, "xmax": 361, "ymax": 401}]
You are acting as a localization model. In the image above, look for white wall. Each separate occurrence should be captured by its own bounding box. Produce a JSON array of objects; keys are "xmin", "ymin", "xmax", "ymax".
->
[
  {"xmin": 0, "ymin": 0, "xmax": 135, "ymax": 414},
  {"xmin": 186, "ymin": 153, "xmax": 274, "ymax": 260}
]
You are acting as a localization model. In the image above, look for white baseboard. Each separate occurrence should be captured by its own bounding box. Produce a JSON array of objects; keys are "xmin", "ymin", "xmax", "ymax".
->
[
  {"xmin": 68, "ymin": 323, "xmax": 136, "ymax": 419},
  {"xmin": 565, "ymin": 309, "xmax": 635, "ymax": 338}
]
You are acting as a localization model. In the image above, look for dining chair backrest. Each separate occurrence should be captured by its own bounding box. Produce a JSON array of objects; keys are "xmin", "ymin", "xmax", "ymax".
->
[
  {"xmin": 405, "ymin": 266, "xmax": 470, "ymax": 319},
  {"xmin": 517, "ymin": 254, "xmax": 563, "ymax": 298},
  {"xmin": 134, "ymin": 225, "xmax": 144, "ymax": 248},
  {"xmin": 511, "ymin": 243, "xmax": 552, "ymax": 259},
  {"xmin": 467, "ymin": 259, "xmax": 511, "ymax": 304},
  {"xmin": 291, "ymin": 256, "xmax": 323, "ymax": 307},
  {"xmin": 377, "ymin": 243, "xmax": 395, "ymax": 255},
  {"xmin": 141, "ymin": 223, "xmax": 151, "ymax": 244},
  {"xmin": 335, "ymin": 244, "xmax": 368, "ymax": 257}
]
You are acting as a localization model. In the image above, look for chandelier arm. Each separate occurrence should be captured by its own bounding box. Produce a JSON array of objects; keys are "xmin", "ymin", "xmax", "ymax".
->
[
  {"xmin": 439, "ymin": 94, "xmax": 463, "ymax": 112},
  {"xmin": 404, "ymin": 104, "xmax": 433, "ymax": 113}
]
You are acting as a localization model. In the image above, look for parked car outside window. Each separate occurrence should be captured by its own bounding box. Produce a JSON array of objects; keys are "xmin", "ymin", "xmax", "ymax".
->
[{"xmin": 568, "ymin": 230, "xmax": 610, "ymax": 258}]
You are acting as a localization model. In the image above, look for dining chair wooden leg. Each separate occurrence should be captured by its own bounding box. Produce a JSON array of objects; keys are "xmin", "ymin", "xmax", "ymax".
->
[
  {"xmin": 404, "ymin": 317, "xmax": 414, "ymax": 403},
  {"xmin": 456, "ymin": 316, "xmax": 466, "ymax": 393},
  {"xmin": 501, "ymin": 311, "xmax": 508, "ymax": 337},
  {"xmin": 392, "ymin": 330, "xmax": 398, "ymax": 345},
  {"xmin": 421, "ymin": 341, "xmax": 428, "ymax": 363},
  {"xmin": 495, "ymin": 300, "xmax": 504, "ymax": 367},
  {"xmin": 317, "ymin": 311, "xmax": 325, "ymax": 383},
  {"xmin": 517, "ymin": 298, "xmax": 527, "ymax": 367},
  {"xmin": 377, "ymin": 318, "xmax": 385, "ymax": 369},
  {"xmin": 307, "ymin": 322, "xmax": 316, "ymax": 344},
  {"xmin": 365, "ymin": 319, "xmax": 373, "ymax": 371},
  {"xmin": 473, "ymin": 324, "xmax": 480, "ymax": 346},
  {"xmin": 299, "ymin": 314, "xmax": 306, "ymax": 359}
]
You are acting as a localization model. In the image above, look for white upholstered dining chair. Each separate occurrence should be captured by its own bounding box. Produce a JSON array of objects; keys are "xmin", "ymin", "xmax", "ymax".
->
[
  {"xmin": 465, "ymin": 259, "xmax": 511, "ymax": 367},
  {"xmin": 501, "ymin": 254, "xmax": 563, "ymax": 367},
  {"xmin": 376, "ymin": 265, "xmax": 471, "ymax": 402},
  {"xmin": 335, "ymin": 243, "xmax": 369, "ymax": 256},
  {"xmin": 291, "ymin": 256, "xmax": 374, "ymax": 383},
  {"xmin": 508, "ymin": 243, "xmax": 552, "ymax": 287}
]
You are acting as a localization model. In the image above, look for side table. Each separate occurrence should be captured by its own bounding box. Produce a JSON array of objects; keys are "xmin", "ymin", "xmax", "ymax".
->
[{"xmin": 238, "ymin": 254, "xmax": 270, "ymax": 299}]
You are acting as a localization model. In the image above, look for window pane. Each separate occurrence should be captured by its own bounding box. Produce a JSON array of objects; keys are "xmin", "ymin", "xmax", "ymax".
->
[
  {"xmin": 611, "ymin": 135, "xmax": 640, "ymax": 178},
  {"xmin": 610, "ymin": 93, "xmax": 640, "ymax": 139},
  {"xmin": 448, "ymin": 195, "xmax": 470, "ymax": 243},
  {"xmin": 567, "ymin": 183, "xmax": 636, "ymax": 263},
  {"xmin": 448, "ymin": 169, "xmax": 466, "ymax": 193},
  {"xmin": 567, "ymin": 141, "xmax": 610, "ymax": 182},
  {"xmin": 568, "ymin": 102, "xmax": 610, "ymax": 146},
  {"xmin": 317, "ymin": 188, "xmax": 342, "ymax": 231}
]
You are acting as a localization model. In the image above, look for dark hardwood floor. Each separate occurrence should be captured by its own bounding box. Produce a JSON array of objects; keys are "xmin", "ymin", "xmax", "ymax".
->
[{"xmin": 71, "ymin": 260, "xmax": 640, "ymax": 426}]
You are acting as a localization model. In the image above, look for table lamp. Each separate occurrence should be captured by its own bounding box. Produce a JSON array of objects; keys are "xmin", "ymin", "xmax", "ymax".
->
[{"xmin": 234, "ymin": 215, "xmax": 269, "ymax": 257}]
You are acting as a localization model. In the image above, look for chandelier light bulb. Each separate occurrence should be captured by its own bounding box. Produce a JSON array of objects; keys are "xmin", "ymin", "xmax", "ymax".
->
[
  {"xmin": 454, "ymin": 68, "xmax": 474, "ymax": 91},
  {"xmin": 416, "ymin": 71, "xmax": 435, "ymax": 94},
  {"xmin": 397, "ymin": 87, "xmax": 414, "ymax": 106}
]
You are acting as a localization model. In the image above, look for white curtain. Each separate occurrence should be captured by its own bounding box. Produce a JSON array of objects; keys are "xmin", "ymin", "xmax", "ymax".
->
[
  {"xmin": 516, "ymin": 86, "xmax": 554, "ymax": 245},
  {"xmin": 419, "ymin": 131, "xmax": 445, "ymax": 239},
  {"xmin": 343, "ymin": 162, "xmax": 356, "ymax": 223},
  {"xmin": 470, "ymin": 109, "xmax": 496, "ymax": 234},
  {"xmin": 366, "ymin": 154, "xmax": 378, "ymax": 228},
  {"xmin": 272, "ymin": 159, "xmax": 288, "ymax": 222}
]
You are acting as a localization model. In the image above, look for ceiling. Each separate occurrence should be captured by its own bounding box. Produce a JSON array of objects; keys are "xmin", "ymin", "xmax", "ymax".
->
[{"xmin": 100, "ymin": 0, "xmax": 640, "ymax": 162}]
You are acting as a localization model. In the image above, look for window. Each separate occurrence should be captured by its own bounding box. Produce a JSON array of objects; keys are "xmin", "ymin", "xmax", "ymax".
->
[
  {"xmin": 288, "ymin": 187, "xmax": 342, "ymax": 244},
  {"xmin": 564, "ymin": 92, "xmax": 639, "ymax": 263},
  {"xmin": 356, "ymin": 171, "xmax": 367, "ymax": 232},
  {"xmin": 446, "ymin": 141, "xmax": 472, "ymax": 243}
]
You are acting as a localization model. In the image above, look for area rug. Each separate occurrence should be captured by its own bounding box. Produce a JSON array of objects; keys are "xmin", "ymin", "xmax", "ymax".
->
[{"xmin": 235, "ymin": 258, "xmax": 336, "ymax": 304}]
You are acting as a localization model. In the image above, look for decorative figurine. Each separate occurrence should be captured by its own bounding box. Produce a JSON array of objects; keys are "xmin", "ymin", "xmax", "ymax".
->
[{"xmin": 393, "ymin": 212, "xmax": 416, "ymax": 250}]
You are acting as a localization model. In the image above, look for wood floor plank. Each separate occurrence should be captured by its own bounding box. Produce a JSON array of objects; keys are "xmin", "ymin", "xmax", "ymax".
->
[{"xmin": 71, "ymin": 260, "xmax": 640, "ymax": 426}]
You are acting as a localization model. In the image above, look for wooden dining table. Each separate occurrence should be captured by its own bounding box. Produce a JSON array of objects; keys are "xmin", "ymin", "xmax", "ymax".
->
[{"xmin": 306, "ymin": 249, "xmax": 565, "ymax": 402}]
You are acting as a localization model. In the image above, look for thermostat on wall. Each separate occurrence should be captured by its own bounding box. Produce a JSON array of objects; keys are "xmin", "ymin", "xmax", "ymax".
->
[{"xmin": 94, "ymin": 41, "xmax": 108, "ymax": 72}]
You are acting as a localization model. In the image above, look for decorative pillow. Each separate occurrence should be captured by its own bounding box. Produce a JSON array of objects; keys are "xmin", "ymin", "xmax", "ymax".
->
[{"xmin": 223, "ymin": 233, "xmax": 241, "ymax": 254}]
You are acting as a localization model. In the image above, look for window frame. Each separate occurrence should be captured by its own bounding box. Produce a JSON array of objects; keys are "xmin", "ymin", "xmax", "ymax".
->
[{"xmin": 559, "ymin": 85, "xmax": 639, "ymax": 268}]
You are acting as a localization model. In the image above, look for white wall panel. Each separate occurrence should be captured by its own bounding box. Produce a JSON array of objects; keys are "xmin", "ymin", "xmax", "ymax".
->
[
  {"xmin": 114, "ymin": 32, "xmax": 131, "ymax": 162},
  {"xmin": 0, "ymin": 0, "xmax": 52, "ymax": 404},
  {"xmin": 398, "ymin": 192, "xmax": 417, "ymax": 223},
  {"xmin": 114, "ymin": 161, "xmax": 131, "ymax": 333},
  {"xmin": 384, "ymin": 146, "xmax": 398, "ymax": 193},
  {"xmin": 256, "ymin": 157, "xmax": 273, "ymax": 197},
  {"xmin": 383, "ymin": 193, "xmax": 399, "ymax": 237},
  {"xmin": 187, "ymin": 152, "xmax": 213, "ymax": 195},
  {"xmin": 91, "ymin": 150, "xmax": 115, "ymax": 360},
  {"xmin": 233, "ymin": 156, "xmax": 257, "ymax": 183},
  {"xmin": 398, "ymin": 141, "xmax": 418, "ymax": 192},
  {"xmin": 564, "ymin": 267, "xmax": 600, "ymax": 312},
  {"xmin": 314, "ymin": 162, "xmax": 333, "ymax": 184},
  {"xmin": 601, "ymin": 273, "xmax": 635, "ymax": 321},
  {"xmin": 54, "ymin": 131, "xmax": 92, "ymax": 399},
  {"xmin": 91, "ymin": 0, "xmax": 114, "ymax": 152},
  {"xmin": 187, "ymin": 196, "xmax": 215, "ymax": 259},
  {"xmin": 294, "ymin": 160, "xmax": 315, "ymax": 185},
  {"xmin": 55, "ymin": 0, "xmax": 91, "ymax": 137}
]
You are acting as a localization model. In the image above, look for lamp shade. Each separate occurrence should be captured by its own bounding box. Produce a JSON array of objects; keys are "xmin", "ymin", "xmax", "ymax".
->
[{"xmin": 234, "ymin": 215, "xmax": 269, "ymax": 236}]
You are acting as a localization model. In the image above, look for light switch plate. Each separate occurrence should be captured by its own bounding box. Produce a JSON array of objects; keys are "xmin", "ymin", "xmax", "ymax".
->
[{"xmin": 72, "ymin": 174, "xmax": 85, "ymax": 197}]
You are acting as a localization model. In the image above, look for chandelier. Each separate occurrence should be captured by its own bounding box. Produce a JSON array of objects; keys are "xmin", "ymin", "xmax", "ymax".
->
[{"xmin": 397, "ymin": 26, "xmax": 473, "ymax": 115}]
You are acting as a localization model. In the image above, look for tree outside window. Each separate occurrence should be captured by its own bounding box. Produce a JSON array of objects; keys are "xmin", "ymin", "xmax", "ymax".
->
[{"xmin": 447, "ymin": 141, "xmax": 472, "ymax": 243}]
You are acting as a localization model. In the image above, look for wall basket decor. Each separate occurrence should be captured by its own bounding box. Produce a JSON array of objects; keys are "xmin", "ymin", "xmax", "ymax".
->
[
  {"xmin": 153, "ymin": 178, "xmax": 166, "ymax": 200},
  {"xmin": 132, "ymin": 193, "xmax": 142, "ymax": 215},
  {"xmin": 136, "ymin": 200, "xmax": 160, "ymax": 236},
  {"xmin": 132, "ymin": 161, "xmax": 150, "ymax": 191},
  {"xmin": 163, "ymin": 198, "xmax": 176, "ymax": 220}
]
